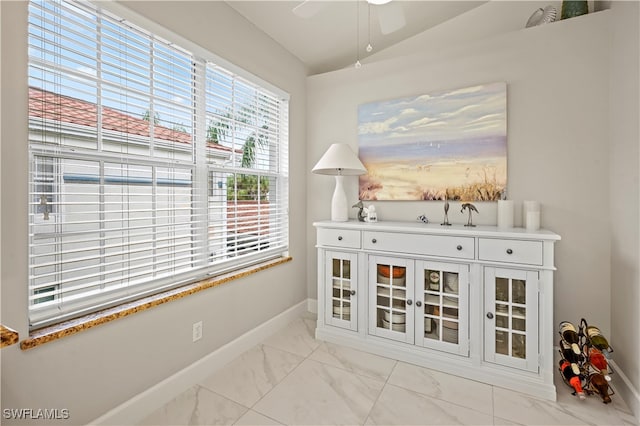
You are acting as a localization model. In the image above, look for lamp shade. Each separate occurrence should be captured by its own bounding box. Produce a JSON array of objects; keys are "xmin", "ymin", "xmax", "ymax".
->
[{"xmin": 312, "ymin": 143, "xmax": 367, "ymax": 176}]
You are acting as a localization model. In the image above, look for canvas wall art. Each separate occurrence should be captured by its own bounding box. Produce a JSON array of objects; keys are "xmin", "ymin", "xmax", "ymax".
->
[{"xmin": 358, "ymin": 82, "xmax": 507, "ymax": 201}]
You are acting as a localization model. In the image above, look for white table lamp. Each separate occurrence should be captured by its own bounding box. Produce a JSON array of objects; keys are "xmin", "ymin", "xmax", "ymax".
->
[{"xmin": 312, "ymin": 143, "xmax": 367, "ymax": 222}]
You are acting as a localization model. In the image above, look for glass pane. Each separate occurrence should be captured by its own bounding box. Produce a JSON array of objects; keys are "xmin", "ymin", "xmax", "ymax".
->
[
  {"xmin": 496, "ymin": 314, "xmax": 508, "ymax": 328},
  {"xmin": 428, "ymin": 318, "xmax": 440, "ymax": 340},
  {"xmin": 342, "ymin": 259, "xmax": 351, "ymax": 279},
  {"xmin": 392, "ymin": 266, "xmax": 406, "ymax": 276},
  {"xmin": 332, "ymin": 287, "xmax": 341, "ymax": 298},
  {"xmin": 377, "ymin": 294, "xmax": 390, "ymax": 306},
  {"xmin": 426, "ymin": 270, "xmax": 440, "ymax": 291},
  {"xmin": 512, "ymin": 333, "xmax": 526, "ymax": 359},
  {"xmin": 496, "ymin": 302, "xmax": 509, "ymax": 315},
  {"xmin": 381, "ymin": 309, "xmax": 406, "ymax": 332},
  {"xmin": 426, "ymin": 294, "xmax": 440, "ymax": 305},
  {"xmin": 391, "ymin": 266, "xmax": 406, "ymax": 287},
  {"xmin": 513, "ymin": 306, "xmax": 526, "ymax": 317},
  {"xmin": 392, "ymin": 288, "xmax": 406, "ymax": 300},
  {"xmin": 332, "ymin": 301, "xmax": 340, "ymax": 319},
  {"xmin": 513, "ymin": 279, "xmax": 526, "ymax": 304},
  {"xmin": 392, "ymin": 298, "xmax": 406, "ymax": 310},
  {"xmin": 424, "ymin": 317, "xmax": 436, "ymax": 337},
  {"xmin": 442, "ymin": 320, "xmax": 459, "ymax": 344},
  {"xmin": 443, "ymin": 272, "xmax": 459, "ymax": 295},
  {"xmin": 332, "ymin": 259, "xmax": 340, "ymax": 278},
  {"xmin": 496, "ymin": 330, "xmax": 509, "ymax": 355},
  {"xmin": 377, "ymin": 308, "xmax": 389, "ymax": 329},
  {"xmin": 496, "ymin": 277, "xmax": 509, "ymax": 302},
  {"xmin": 377, "ymin": 264, "xmax": 390, "ymax": 280},
  {"xmin": 443, "ymin": 307, "xmax": 458, "ymax": 319},
  {"xmin": 426, "ymin": 304, "xmax": 439, "ymax": 315},
  {"xmin": 332, "ymin": 303, "xmax": 350, "ymax": 320},
  {"xmin": 342, "ymin": 302, "xmax": 351, "ymax": 320},
  {"xmin": 443, "ymin": 296, "xmax": 458, "ymax": 308},
  {"xmin": 377, "ymin": 285, "xmax": 389, "ymax": 297},
  {"xmin": 512, "ymin": 317, "xmax": 526, "ymax": 332}
]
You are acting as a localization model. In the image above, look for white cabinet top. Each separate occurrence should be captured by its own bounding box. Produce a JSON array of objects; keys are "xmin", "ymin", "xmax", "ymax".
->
[{"xmin": 313, "ymin": 220, "xmax": 561, "ymax": 242}]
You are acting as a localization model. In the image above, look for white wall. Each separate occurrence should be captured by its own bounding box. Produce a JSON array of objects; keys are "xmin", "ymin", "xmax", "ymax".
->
[
  {"xmin": 608, "ymin": 0, "xmax": 640, "ymax": 417},
  {"xmin": 364, "ymin": 1, "xmax": 562, "ymax": 66},
  {"xmin": 0, "ymin": 1, "xmax": 307, "ymax": 424},
  {"xmin": 307, "ymin": 10, "xmax": 613, "ymax": 345}
]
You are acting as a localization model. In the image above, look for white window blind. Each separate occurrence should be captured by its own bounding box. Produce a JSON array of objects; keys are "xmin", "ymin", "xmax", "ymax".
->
[{"xmin": 27, "ymin": 0, "xmax": 289, "ymax": 328}]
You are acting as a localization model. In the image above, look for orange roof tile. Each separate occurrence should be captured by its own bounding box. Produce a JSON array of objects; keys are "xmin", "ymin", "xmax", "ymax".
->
[{"xmin": 28, "ymin": 87, "xmax": 239, "ymax": 153}]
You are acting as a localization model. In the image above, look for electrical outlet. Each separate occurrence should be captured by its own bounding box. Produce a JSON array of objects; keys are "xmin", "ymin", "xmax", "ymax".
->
[{"xmin": 192, "ymin": 321, "xmax": 203, "ymax": 342}]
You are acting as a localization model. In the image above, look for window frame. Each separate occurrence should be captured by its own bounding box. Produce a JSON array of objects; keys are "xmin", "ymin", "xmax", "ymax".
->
[{"xmin": 27, "ymin": 0, "xmax": 290, "ymax": 329}]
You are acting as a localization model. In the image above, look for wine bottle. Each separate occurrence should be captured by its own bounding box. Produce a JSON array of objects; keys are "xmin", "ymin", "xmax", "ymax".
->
[
  {"xmin": 559, "ymin": 321, "xmax": 581, "ymax": 355},
  {"xmin": 559, "ymin": 359, "xmax": 586, "ymax": 400},
  {"xmin": 559, "ymin": 340, "xmax": 581, "ymax": 375},
  {"xmin": 588, "ymin": 373, "xmax": 612, "ymax": 404},
  {"xmin": 585, "ymin": 347, "xmax": 611, "ymax": 381},
  {"xmin": 585, "ymin": 325, "xmax": 613, "ymax": 353}
]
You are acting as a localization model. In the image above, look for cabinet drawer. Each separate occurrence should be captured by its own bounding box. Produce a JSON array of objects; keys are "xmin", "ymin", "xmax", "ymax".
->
[
  {"xmin": 478, "ymin": 238, "xmax": 543, "ymax": 265},
  {"xmin": 317, "ymin": 229, "xmax": 361, "ymax": 249},
  {"xmin": 363, "ymin": 231, "xmax": 474, "ymax": 259}
]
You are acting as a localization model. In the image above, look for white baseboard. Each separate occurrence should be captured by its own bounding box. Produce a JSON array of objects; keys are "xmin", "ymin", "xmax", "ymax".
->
[
  {"xmin": 307, "ymin": 298, "xmax": 317, "ymax": 314},
  {"xmin": 88, "ymin": 299, "xmax": 310, "ymax": 425},
  {"xmin": 610, "ymin": 359, "xmax": 640, "ymax": 422}
]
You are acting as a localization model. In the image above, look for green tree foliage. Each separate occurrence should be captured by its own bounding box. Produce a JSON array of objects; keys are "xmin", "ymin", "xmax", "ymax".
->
[
  {"xmin": 227, "ymin": 174, "xmax": 270, "ymax": 201},
  {"xmin": 142, "ymin": 110, "xmax": 160, "ymax": 125},
  {"xmin": 208, "ymin": 96, "xmax": 273, "ymax": 201}
]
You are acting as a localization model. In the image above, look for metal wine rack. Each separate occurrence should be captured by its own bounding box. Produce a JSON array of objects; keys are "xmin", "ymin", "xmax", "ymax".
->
[{"xmin": 558, "ymin": 317, "xmax": 615, "ymax": 403}]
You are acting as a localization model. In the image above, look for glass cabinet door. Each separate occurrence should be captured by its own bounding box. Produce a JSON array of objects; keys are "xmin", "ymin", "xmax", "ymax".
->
[
  {"xmin": 368, "ymin": 256, "xmax": 414, "ymax": 344},
  {"xmin": 484, "ymin": 268, "xmax": 539, "ymax": 372},
  {"xmin": 416, "ymin": 261, "xmax": 469, "ymax": 356},
  {"xmin": 325, "ymin": 251, "xmax": 358, "ymax": 331}
]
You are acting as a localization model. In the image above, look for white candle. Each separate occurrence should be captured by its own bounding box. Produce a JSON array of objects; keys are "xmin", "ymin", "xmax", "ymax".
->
[
  {"xmin": 523, "ymin": 201, "xmax": 540, "ymax": 225},
  {"xmin": 497, "ymin": 200, "xmax": 514, "ymax": 229},
  {"xmin": 526, "ymin": 211, "xmax": 541, "ymax": 231}
]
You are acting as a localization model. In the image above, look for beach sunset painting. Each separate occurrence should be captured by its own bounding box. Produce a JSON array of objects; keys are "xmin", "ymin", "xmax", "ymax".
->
[{"xmin": 358, "ymin": 82, "xmax": 507, "ymax": 201}]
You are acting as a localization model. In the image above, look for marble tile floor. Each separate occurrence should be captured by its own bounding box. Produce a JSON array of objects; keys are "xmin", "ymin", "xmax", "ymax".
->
[{"xmin": 139, "ymin": 314, "xmax": 637, "ymax": 426}]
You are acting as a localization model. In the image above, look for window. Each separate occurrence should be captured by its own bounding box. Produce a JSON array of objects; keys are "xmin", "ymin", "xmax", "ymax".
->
[{"xmin": 27, "ymin": 0, "xmax": 289, "ymax": 329}]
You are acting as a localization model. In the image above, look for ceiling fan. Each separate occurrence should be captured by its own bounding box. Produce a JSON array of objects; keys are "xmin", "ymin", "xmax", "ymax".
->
[{"xmin": 292, "ymin": 0, "xmax": 406, "ymax": 35}]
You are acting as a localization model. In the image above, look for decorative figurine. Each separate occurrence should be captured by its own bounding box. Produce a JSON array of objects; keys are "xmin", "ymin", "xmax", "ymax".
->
[
  {"xmin": 364, "ymin": 205, "xmax": 377, "ymax": 222},
  {"xmin": 417, "ymin": 214, "xmax": 429, "ymax": 224},
  {"xmin": 352, "ymin": 200, "xmax": 366, "ymax": 222},
  {"xmin": 461, "ymin": 202, "xmax": 478, "ymax": 227},
  {"xmin": 441, "ymin": 195, "xmax": 451, "ymax": 226}
]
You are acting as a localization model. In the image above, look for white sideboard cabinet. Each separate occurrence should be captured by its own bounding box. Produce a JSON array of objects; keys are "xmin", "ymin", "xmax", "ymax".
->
[{"xmin": 314, "ymin": 220, "xmax": 561, "ymax": 400}]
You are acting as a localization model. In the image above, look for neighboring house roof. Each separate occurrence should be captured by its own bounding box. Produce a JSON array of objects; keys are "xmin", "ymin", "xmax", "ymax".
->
[{"xmin": 28, "ymin": 86, "xmax": 240, "ymax": 154}]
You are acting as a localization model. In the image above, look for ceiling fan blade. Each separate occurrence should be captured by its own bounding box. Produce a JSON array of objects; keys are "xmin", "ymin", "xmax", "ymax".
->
[
  {"xmin": 292, "ymin": 1, "xmax": 327, "ymax": 19},
  {"xmin": 377, "ymin": 1, "xmax": 406, "ymax": 35}
]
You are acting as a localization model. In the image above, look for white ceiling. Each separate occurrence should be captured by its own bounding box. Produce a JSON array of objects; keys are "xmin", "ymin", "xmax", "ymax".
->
[{"xmin": 225, "ymin": 1, "xmax": 487, "ymax": 75}]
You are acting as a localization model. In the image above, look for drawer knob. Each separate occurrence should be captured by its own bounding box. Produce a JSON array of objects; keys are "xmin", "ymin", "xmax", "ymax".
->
[
  {"xmin": 487, "ymin": 312, "xmax": 494, "ymax": 319},
  {"xmin": 372, "ymin": 238, "xmax": 377, "ymax": 244},
  {"xmin": 506, "ymin": 248, "xmax": 513, "ymax": 255},
  {"xmin": 337, "ymin": 236, "xmax": 343, "ymax": 241},
  {"xmin": 350, "ymin": 290, "xmax": 356, "ymax": 296},
  {"xmin": 456, "ymin": 245, "xmax": 462, "ymax": 251}
]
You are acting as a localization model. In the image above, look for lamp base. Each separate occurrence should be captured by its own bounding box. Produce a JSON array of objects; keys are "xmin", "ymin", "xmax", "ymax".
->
[{"xmin": 331, "ymin": 175, "xmax": 349, "ymax": 222}]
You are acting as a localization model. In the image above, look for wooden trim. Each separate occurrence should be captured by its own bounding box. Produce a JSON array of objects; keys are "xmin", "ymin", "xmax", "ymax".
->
[
  {"xmin": 20, "ymin": 256, "xmax": 292, "ymax": 350},
  {"xmin": 1, "ymin": 325, "xmax": 19, "ymax": 348}
]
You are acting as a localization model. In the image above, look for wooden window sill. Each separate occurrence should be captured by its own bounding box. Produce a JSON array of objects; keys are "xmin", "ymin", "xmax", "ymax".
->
[
  {"xmin": 1, "ymin": 325, "xmax": 19, "ymax": 348},
  {"xmin": 20, "ymin": 256, "xmax": 292, "ymax": 350}
]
